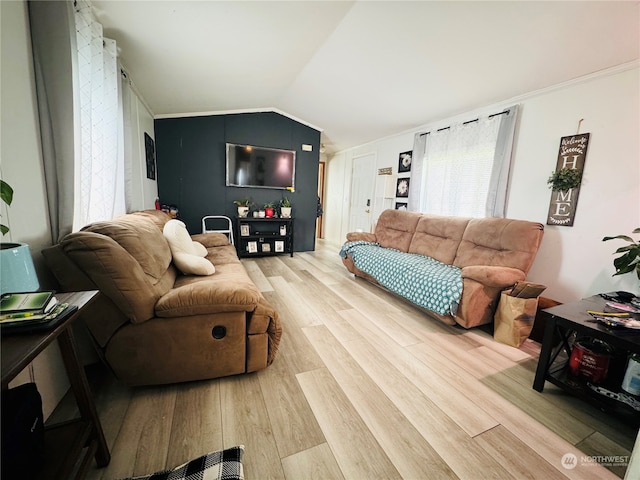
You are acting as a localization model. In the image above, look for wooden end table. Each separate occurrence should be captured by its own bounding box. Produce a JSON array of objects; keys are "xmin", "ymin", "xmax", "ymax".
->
[
  {"xmin": 533, "ymin": 293, "xmax": 640, "ymax": 424},
  {"xmin": 1, "ymin": 290, "xmax": 110, "ymax": 479}
]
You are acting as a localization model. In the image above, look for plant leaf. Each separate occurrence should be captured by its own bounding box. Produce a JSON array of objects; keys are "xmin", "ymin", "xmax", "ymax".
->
[
  {"xmin": 0, "ymin": 224, "xmax": 8, "ymax": 236},
  {"xmin": 0, "ymin": 180, "xmax": 13, "ymax": 206},
  {"xmin": 603, "ymin": 235, "xmax": 634, "ymax": 242}
]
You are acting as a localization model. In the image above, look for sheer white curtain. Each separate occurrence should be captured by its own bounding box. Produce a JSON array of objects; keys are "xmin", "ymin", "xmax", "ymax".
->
[
  {"xmin": 73, "ymin": 0, "xmax": 125, "ymax": 230},
  {"xmin": 408, "ymin": 106, "xmax": 518, "ymax": 218}
]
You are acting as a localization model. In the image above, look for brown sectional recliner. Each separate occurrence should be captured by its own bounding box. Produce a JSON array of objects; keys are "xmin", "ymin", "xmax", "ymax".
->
[
  {"xmin": 43, "ymin": 210, "xmax": 281, "ymax": 386},
  {"xmin": 342, "ymin": 209, "xmax": 544, "ymax": 329}
]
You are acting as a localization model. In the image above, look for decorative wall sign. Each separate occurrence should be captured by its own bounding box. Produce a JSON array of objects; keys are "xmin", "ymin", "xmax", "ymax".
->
[
  {"xmin": 144, "ymin": 132, "xmax": 156, "ymax": 180},
  {"xmin": 395, "ymin": 202, "xmax": 408, "ymax": 211},
  {"xmin": 398, "ymin": 151, "xmax": 412, "ymax": 173},
  {"xmin": 396, "ymin": 178, "xmax": 410, "ymax": 198},
  {"xmin": 547, "ymin": 133, "xmax": 590, "ymax": 227},
  {"xmin": 378, "ymin": 167, "xmax": 392, "ymax": 175}
]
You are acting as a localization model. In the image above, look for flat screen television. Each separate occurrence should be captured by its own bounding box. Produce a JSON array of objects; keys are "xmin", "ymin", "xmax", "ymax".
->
[{"xmin": 226, "ymin": 143, "xmax": 295, "ymax": 190}]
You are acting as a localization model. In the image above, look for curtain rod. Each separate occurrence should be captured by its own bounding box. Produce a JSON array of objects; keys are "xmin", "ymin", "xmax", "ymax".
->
[{"xmin": 418, "ymin": 108, "xmax": 511, "ymax": 137}]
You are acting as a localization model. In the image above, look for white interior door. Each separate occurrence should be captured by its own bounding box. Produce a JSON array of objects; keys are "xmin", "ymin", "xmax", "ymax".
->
[{"xmin": 349, "ymin": 153, "xmax": 375, "ymax": 233}]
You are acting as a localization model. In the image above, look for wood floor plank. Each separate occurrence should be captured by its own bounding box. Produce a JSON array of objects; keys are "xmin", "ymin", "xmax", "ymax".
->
[
  {"xmin": 281, "ymin": 443, "xmax": 345, "ymax": 480},
  {"xmin": 166, "ymin": 379, "xmax": 223, "ymax": 467},
  {"xmin": 576, "ymin": 431, "xmax": 633, "ymax": 478},
  {"xmin": 296, "ymin": 367, "xmax": 403, "ymax": 479},
  {"xmin": 303, "ymin": 325, "xmax": 462, "ymax": 479},
  {"xmin": 242, "ymin": 259, "xmax": 274, "ymax": 292},
  {"xmin": 253, "ymin": 256, "xmax": 303, "ymax": 283},
  {"xmin": 256, "ymin": 347, "xmax": 327, "ymax": 459},
  {"xmin": 219, "ymin": 373, "xmax": 285, "ymax": 479},
  {"xmin": 268, "ymin": 276, "xmax": 324, "ymax": 328},
  {"xmin": 335, "ymin": 308, "xmax": 500, "ymax": 438}
]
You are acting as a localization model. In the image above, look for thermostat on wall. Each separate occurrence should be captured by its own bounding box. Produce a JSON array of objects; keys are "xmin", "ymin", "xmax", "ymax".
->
[{"xmin": 302, "ymin": 144, "xmax": 313, "ymax": 151}]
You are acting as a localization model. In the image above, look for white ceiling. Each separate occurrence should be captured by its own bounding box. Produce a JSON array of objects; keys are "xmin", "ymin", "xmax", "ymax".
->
[{"xmin": 93, "ymin": 1, "xmax": 639, "ymax": 154}]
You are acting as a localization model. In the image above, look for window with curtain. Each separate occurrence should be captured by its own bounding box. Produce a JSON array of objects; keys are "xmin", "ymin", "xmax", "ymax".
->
[
  {"xmin": 73, "ymin": 0, "xmax": 125, "ymax": 230},
  {"xmin": 408, "ymin": 106, "xmax": 519, "ymax": 218}
]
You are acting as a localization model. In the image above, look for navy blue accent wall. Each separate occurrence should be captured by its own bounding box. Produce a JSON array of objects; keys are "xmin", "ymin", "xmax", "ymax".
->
[{"xmin": 155, "ymin": 112, "xmax": 320, "ymax": 251}]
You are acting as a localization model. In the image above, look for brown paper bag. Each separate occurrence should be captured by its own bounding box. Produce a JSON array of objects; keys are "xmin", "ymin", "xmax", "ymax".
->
[{"xmin": 493, "ymin": 291, "xmax": 539, "ymax": 348}]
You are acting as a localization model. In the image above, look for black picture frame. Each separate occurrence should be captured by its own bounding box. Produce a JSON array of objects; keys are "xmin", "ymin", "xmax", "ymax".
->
[
  {"xmin": 395, "ymin": 202, "xmax": 408, "ymax": 211},
  {"xmin": 396, "ymin": 177, "xmax": 410, "ymax": 198},
  {"xmin": 144, "ymin": 132, "xmax": 156, "ymax": 180},
  {"xmin": 398, "ymin": 150, "xmax": 412, "ymax": 173}
]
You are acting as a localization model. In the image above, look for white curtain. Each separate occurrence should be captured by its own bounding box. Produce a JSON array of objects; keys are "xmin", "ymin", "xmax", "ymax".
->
[
  {"xmin": 409, "ymin": 106, "xmax": 518, "ymax": 218},
  {"xmin": 73, "ymin": 0, "xmax": 125, "ymax": 230}
]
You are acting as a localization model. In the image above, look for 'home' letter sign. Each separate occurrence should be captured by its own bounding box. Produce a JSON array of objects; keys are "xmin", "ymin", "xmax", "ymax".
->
[{"xmin": 547, "ymin": 133, "xmax": 590, "ymax": 227}]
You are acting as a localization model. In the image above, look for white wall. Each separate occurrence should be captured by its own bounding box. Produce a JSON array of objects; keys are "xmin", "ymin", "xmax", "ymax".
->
[
  {"xmin": 325, "ymin": 65, "xmax": 640, "ymax": 303},
  {"xmin": 1, "ymin": 0, "xmax": 157, "ymax": 417}
]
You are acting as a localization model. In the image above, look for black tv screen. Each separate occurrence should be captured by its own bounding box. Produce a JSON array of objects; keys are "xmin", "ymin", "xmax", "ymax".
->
[{"xmin": 226, "ymin": 143, "xmax": 295, "ymax": 190}]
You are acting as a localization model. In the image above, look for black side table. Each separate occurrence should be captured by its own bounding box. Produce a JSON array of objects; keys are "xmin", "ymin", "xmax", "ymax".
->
[
  {"xmin": 1, "ymin": 290, "xmax": 110, "ymax": 479},
  {"xmin": 533, "ymin": 294, "xmax": 640, "ymax": 423}
]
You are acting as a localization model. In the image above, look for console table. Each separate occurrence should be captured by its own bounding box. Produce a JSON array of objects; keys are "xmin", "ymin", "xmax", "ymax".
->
[
  {"xmin": 533, "ymin": 294, "xmax": 640, "ymax": 424},
  {"xmin": 236, "ymin": 217, "xmax": 294, "ymax": 257},
  {"xmin": 1, "ymin": 290, "xmax": 110, "ymax": 479}
]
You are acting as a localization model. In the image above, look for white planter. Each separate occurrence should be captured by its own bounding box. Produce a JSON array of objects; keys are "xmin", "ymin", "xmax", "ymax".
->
[
  {"xmin": 281, "ymin": 206, "xmax": 292, "ymax": 218},
  {"xmin": 237, "ymin": 206, "xmax": 249, "ymax": 218}
]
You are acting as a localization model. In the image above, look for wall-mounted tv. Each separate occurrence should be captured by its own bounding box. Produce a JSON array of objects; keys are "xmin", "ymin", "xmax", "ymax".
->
[{"xmin": 226, "ymin": 143, "xmax": 295, "ymax": 190}]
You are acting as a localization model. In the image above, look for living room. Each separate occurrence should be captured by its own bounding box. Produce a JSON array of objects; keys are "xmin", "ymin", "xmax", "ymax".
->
[{"xmin": 2, "ymin": 1, "xmax": 639, "ymax": 479}]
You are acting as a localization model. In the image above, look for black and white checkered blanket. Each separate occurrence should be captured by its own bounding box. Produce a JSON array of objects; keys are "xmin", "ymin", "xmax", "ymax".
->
[{"xmin": 120, "ymin": 445, "xmax": 244, "ymax": 480}]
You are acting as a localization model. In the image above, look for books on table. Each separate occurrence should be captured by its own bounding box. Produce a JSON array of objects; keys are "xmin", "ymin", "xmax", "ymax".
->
[{"xmin": 0, "ymin": 291, "xmax": 56, "ymax": 314}]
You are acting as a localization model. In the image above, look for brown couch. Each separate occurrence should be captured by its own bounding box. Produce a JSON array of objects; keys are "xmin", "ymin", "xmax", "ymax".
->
[
  {"xmin": 341, "ymin": 209, "xmax": 544, "ymax": 329},
  {"xmin": 42, "ymin": 210, "xmax": 282, "ymax": 386}
]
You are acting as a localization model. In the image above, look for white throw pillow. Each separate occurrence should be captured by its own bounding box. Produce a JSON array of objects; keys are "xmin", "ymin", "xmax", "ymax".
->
[{"xmin": 163, "ymin": 219, "xmax": 215, "ymax": 275}]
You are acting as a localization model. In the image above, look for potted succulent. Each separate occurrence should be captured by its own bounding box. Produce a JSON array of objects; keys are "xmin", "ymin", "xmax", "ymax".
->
[
  {"xmin": 603, "ymin": 228, "xmax": 640, "ymax": 281},
  {"xmin": 233, "ymin": 198, "xmax": 253, "ymax": 218},
  {"xmin": 280, "ymin": 197, "xmax": 292, "ymax": 218},
  {"xmin": 547, "ymin": 168, "xmax": 582, "ymax": 192},
  {"xmin": 264, "ymin": 202, "xmax": 275, "ymax": 218}
]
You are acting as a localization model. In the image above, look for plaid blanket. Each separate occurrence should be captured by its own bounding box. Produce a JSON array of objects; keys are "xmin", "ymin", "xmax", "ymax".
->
[
  {"xmin": 340, "ymin": 241, "xmax": 463, "ymax": 316},
  {"xmin": 120, "ymin": 445, "xmax": 244, "ymax": 480}
]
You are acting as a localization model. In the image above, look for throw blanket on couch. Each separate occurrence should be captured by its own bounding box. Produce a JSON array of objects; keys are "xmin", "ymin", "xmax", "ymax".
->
[{"xmin": 339, "ymin": 241, "xmax": 463, "ymax": 316}]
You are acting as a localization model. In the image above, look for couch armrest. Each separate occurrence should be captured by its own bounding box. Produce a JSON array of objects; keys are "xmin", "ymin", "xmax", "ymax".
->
[
  {"xmin": 155, "ymin": 280, "xmax": 261, "ymax": 317},
  {"xmin": 461, "ymin": 265, "xmax": 526, "ymax": 288},
  {"xmin": 346, "ymin": 232, "xmax": 377, "ymax": 242}
]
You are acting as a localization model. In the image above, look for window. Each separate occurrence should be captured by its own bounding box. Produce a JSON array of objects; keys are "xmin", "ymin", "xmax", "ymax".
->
[{"xmin": 408, "ymin": 106, "xmax": 518, "ymax": 218}]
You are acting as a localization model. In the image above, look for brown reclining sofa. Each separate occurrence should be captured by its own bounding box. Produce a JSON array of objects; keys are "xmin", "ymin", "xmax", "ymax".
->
[
  {"xmin": 43, "ymin": 210, "xmax": 281, "ymax": 386},
  {"xmin": 342, "ymin": 209, "xmax": 544, "ymax": 329}
]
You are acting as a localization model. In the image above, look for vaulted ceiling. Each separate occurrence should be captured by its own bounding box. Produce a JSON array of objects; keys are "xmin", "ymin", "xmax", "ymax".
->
[{"xmin": 93, "ymin": 1, "xmax": 639, "ymax": 154}]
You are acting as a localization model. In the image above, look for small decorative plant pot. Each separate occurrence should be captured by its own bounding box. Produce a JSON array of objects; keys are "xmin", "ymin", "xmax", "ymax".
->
[
  {"xmin": 281, "ymin": 207, "xmax": 292, "ymax": 218},
  {"xmin": 237, "ymin": 206, "xmax": 249, "ymax": 218},
  {"xmin": 258, "ymin": 210, "xmax": 266, "ymax": 218},
  {"xmin": 265, "ymin": 207, "xmax": 274, "ymax": 218}
]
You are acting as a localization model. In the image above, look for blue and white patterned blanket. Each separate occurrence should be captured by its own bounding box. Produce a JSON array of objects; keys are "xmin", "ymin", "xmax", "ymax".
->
[{"xmin": 339, "ymin": 241, "xmax": 463, "ymax": 316}]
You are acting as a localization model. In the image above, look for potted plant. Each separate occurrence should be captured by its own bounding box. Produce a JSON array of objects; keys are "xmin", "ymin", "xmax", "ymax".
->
[
  {"xmin": 547, "ymin": 168, "xmax": 582, "ymax": 192},
  {"xmin": 264, "ymin": 202, "xmax": 275, "ymax": 218},
  {"xmin": 233, "ymin": 198, "xmax": 253, "ymax": 218},
  {"xmin": 603, "ymin": 228, "xmax": 640, "ymax": 281},
  {"xmin": 280, "ymin": 197, "xmax": 292, "ymax": 218},
  {"xmin": 0, "ymin": 179, "xmax": 40, "ymax": 294}
]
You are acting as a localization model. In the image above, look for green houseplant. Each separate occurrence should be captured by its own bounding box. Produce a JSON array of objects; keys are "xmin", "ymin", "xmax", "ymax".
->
[
  {"xmin": 233, "ymin": 197, "xmax": 253, "ymax": 218},
  {"xmin": 603, "ymin": 228, "xmax": 640, "ymax": 280},
  {"xmin": 263, "ymin": 202, "xmax": 275, "ymax": 218},
  {"xmin": 280, "ymin": 197, "xmax": 292, "ymax": 218},
  {"xmin": 1, "ymin": 179, "xmax": 14, "ymax": 235},
  {"xmin": 547, "ymin": 168, "xmax": 582, "ymax": 192}
]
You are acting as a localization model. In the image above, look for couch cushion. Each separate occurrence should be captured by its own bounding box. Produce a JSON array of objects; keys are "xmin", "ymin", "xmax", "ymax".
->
[
  {"xmin": 453, "ymin": 218, "xmax": 544, "ymax": 272},
  {"xmin": 408, "ymin": 214, "xmax": 470, "ymax": 264},
  {"xmin": 374, "ymin": 209, "xmax": 421, "ymax": 252},
  {"xmin": 81, "ymin": 215, "xmax": 172, "ymax": 281}
]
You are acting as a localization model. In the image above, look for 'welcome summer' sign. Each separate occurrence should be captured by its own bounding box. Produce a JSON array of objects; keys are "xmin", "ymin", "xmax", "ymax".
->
[{"xmin": 547, "ymin": 133, "xmax": 590, "ymax": 227}]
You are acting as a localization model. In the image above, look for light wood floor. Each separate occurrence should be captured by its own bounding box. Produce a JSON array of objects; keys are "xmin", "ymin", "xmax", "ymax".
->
[{"xmin": 53, "ymin": 240, "xmax": 638, "ymax": 479}]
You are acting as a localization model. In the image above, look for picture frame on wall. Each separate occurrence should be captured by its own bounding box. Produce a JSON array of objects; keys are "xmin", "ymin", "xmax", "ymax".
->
[
  {"xmin": 395, "ymin": 202, "xmax": 408, "ymax": 211},
  {"xmin": 247, "ymin": 241, "xmax": 257, "ymax": 254},
  {"xmin": 261, "ymin": 243, "xmax": 271, "ymax": 253},
  {"xmin": 398, "ymin": 150, "xmax": 412, "ymax": 173},
  {"xmin": 396, "ymin": 178, "xmax": 410, "ymax": 198},
  {"xmin": 144, "ymin": 132, "xmax": 156, "ymax": 180},
  {"xmin": 240, "ymin": 224, "xmax": 250, "ymax": 236},
  {"xmin": 275, "ymin": 240, "xmax": 284, "ymax": 253}
]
